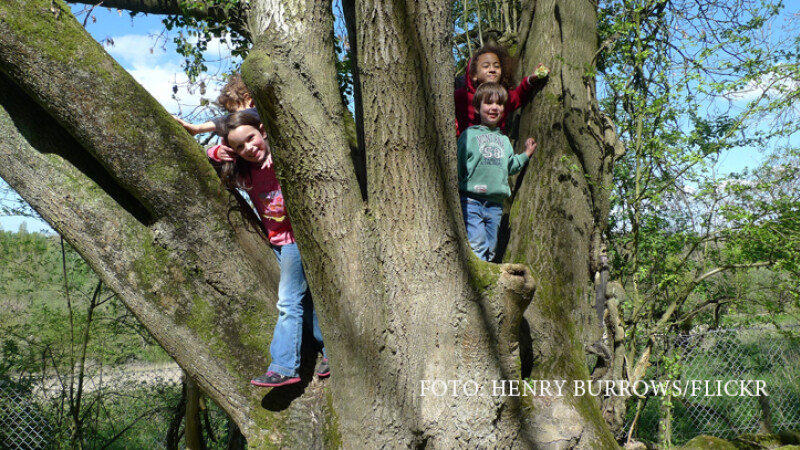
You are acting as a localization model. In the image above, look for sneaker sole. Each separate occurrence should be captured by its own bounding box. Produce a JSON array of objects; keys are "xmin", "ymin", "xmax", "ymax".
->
[
  {"xmin": 250, "ymin": 377, "xmax": 301, "ymax": 387},
  {"xmin": 316, "ymin": 371, "xmax": 331, "ymax": 378}
]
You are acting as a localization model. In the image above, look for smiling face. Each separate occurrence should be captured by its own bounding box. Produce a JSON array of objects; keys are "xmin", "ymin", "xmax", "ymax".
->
[
  {"xmin": 471, "ymin": 52, "xmax": 502, "ymax": 86},
  {"xmin": 227, "ymin": 124, "xmax": 268, "ymax": 165},
  {"xmin": 479, "ymin": 97, "xmax": 504, "ymax": 129}
]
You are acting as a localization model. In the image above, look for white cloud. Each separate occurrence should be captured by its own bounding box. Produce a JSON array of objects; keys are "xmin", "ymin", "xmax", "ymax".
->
[
  {"xmin": 202, "ymin": 35, "xmax": 236, "ymax": 62},
  {"xmin": 127, "ymin": 65, "xmax": 191, "ymax": 112},
  {"xmin": 104, "ymin": 33, "xmax": 168, "ymax": 67},
  {"xmin": 725, "ymin": 72, "xmax": 800, "ymax": 102},
  {"xmin": 101, "ymin": 33, "xmax": 235, "ymax": 114}
]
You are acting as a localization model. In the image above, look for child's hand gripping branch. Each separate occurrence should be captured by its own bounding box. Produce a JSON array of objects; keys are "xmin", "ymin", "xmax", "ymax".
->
[
  {"xmin": 524, "ymin": 137, "xmax": 538, "ymax": 158},
  {"xmin": 174, "ymin": 115, "xmax": 217, "ymax": 136}
]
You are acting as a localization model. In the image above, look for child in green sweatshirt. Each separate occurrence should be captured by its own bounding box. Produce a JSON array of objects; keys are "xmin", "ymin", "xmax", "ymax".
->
[{"xmin": 457, "ymin": 82, "xmax": 538, "ymax": 261}]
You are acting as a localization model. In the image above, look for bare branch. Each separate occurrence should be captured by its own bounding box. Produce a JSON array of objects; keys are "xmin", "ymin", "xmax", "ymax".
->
[{"xmin": 693, "ymin": 262, "xmax": 773, "ymax": 286}]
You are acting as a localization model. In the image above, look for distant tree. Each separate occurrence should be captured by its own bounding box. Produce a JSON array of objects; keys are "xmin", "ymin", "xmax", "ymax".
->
[{"xmin": 592, "ymin": 0, "xmax": 799, "ymax": 438}]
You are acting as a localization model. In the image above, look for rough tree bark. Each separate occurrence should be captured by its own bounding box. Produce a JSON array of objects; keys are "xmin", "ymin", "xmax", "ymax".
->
[
  {"xmin": 1, "ymin": 0, "xmax": 621, "ymax": 448},
  {"xmin": 505, "ymin": 0, "xmax": 625, "ymax": 445}
]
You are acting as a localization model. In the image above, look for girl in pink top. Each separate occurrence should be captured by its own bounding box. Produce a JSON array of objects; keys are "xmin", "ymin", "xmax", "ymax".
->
[{"xmin": 212, "ymin": 112, "xmax": 329, "ymax": 387}]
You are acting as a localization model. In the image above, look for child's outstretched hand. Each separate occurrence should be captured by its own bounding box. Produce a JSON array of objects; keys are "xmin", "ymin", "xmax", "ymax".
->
[
  {"xmin": 173, "ymin": 115, "xmax": 199, "ymax": 135},
  {"xmin": 524, "ymin": 137, "xmax": 538, "ymax": 157},
  {"xmin": 528, "ymin": 63, "xmax": 550, "ymax": 83},
  {"xmin": 262, "ymin": 153, "xmax": 273, "ymax": 170},
  {"xmin": 173, "ymin": 115, "xmax": 215, "ymax": 136}
]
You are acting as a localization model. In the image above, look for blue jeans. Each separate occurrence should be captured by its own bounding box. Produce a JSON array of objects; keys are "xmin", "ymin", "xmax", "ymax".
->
[
  {"xmin": 268, "ymin": 242, "xmax": 326, "ymax": 377},
  {"xmin": 460, "ymin": 195, "xmax": 503, "ymax": 262}
]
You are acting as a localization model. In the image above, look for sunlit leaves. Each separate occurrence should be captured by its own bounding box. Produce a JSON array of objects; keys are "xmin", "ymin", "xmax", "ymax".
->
[{"xmin": 163, "ymin": 1, "xmax": 249, "ymax": 82}]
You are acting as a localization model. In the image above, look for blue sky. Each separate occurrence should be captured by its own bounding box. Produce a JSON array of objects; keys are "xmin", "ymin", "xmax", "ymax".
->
[{"xmin": 74, "ymin": 5, "xmax": 238, "ymax": 115}]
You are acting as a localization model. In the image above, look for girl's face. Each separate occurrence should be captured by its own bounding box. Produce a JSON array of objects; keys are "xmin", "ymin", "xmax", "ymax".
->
[
  {"xmin": 472, "ymin": 52, "xmax": 502, "ymax": 86},
  {"xmin": 479, "ymin": 97, "xmax": 504, "ymax": 128},
  {"xmin": 227, "ymin": 124, "xmax": 269, "ymax": 165}
]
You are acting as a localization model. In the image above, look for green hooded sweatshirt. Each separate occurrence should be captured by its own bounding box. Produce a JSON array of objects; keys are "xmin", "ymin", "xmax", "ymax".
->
[{"xmin": 457, "ymin": 125, "xmax": 530, "ymax": 204}]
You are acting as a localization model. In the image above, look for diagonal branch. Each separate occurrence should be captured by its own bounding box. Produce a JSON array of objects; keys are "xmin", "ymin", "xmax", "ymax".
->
[{"xmin": 67, "ymin": 0, "xmax": 246, "ymax": 26}]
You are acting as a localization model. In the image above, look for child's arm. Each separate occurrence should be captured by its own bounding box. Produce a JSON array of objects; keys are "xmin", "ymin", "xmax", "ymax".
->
[
  {"xmin": 206, "ymin": 143, "xmax": 237, "ymax": 162},
  {"xmin": 508, "ymin": 137, "xmax": 537, "ymax": 175},
  {"xmin": 174, "ymin": 115, "xmax": 236, "ymax": 162},
  {"xmin": 525, "ymin": 64, "xmax": 550, "ymax": 86},
  {"xmin": 174, "ymin": 116, "xmax": 217, "ymax": 136},
  {"xmin": 507, "ymin": 64, "xmax": 550, "ymax": 111}
]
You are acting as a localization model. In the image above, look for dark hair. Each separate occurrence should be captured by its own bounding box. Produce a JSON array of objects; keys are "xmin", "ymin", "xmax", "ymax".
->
[
  {"xmin": 217, "ymin": 74, "xmax": 251, "ymax": 113},
  {"xmin": 472, "ymin": 82, "xmax": 508, "ymax": 110},
  {"xmin": 469, "ymin": 45, "xmax": 516, "ymax": 91},
  {"xmin": 218, "ymin": 111, "xmax": 264, "ymax": 190},
  {"xmin": 219, "ymin": 110, "xmax": 262, "ymax": 138}
]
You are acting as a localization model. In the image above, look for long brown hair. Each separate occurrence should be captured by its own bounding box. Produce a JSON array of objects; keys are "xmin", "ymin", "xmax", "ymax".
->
[{"xmin": 218, "ymin": 111, "xmax": 264, "ymax": 190}]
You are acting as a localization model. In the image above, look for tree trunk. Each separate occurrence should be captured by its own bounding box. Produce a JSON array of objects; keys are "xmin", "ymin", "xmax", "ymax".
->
[
  {"xmin": 0, "ymin": 0, "xmax": 621, "ymax": 447},
  {"xmin": 506, "ymin": 0, "xmax": 624, "ymax": 446}
]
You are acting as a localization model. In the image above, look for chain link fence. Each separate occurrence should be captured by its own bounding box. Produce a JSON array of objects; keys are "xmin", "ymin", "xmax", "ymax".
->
[
  {"xmin": 1, "ymin": 380, "xmax": 53, "ymax": 449},
  {"xmin": 1, "ymin": 364, "xmax": 237, "ymax": 449},
  {"xmin": 626, "ymin": 327, "xmax": 800, "ymax": 445}
]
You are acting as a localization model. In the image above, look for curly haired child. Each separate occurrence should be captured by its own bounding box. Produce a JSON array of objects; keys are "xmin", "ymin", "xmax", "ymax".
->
[{"xmin": 454, "ymin": 45, "xmax": 549, "ymax": 137}]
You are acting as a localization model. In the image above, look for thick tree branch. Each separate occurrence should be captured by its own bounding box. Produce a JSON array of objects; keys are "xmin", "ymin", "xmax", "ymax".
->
[
  {"xmin": 0, "ymin": 0, "xmax": 265, "ymax": 275},
  {"xmin": 67, "ymin": 0, "xmax": 245, "ymax": 26},
  {"xmin": 0, "ymin": 77, "xmax": 256, "ymax": 434}
]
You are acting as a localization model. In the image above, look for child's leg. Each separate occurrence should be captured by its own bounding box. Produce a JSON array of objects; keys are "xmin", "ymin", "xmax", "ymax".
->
[
  {"xmin": 302, "ymin": 293, "xmax": 326, "ymax": 358},
  {"xmin": 483, "ymin": 201, "xmax": 504, "ymax": 262},
  {"xmin": 268, "ymin": 242, "xmax": 307, "ymax": 377},
  {"xmin": 460, "ymin": 195, "xmax": 490, "ymax": 260}
]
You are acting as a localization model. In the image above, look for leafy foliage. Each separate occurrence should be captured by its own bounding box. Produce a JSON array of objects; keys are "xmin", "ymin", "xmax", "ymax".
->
[
  {"xmin": 163, "ymin": 0, "xmax": 250, "ymax": 83},
  {"xmin": 598, "ymin": 0, "xmax": 797, "ymax": 329},
  {"xmin": 594, "ymin": 0, "xmax": 800, "ymax": 440},
  {"xmin": 163, "ymin": 0, "xmax": 357, "ymax": 110},
  {"xmin": 0, "ymin": 230, "xmax": 169, "ymax": 376}
]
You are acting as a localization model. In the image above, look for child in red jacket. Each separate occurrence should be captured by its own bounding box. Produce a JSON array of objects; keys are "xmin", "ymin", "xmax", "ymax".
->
[{"xmin": 455, "ymin": 45, "xmax": 550, "ymax": 137}]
